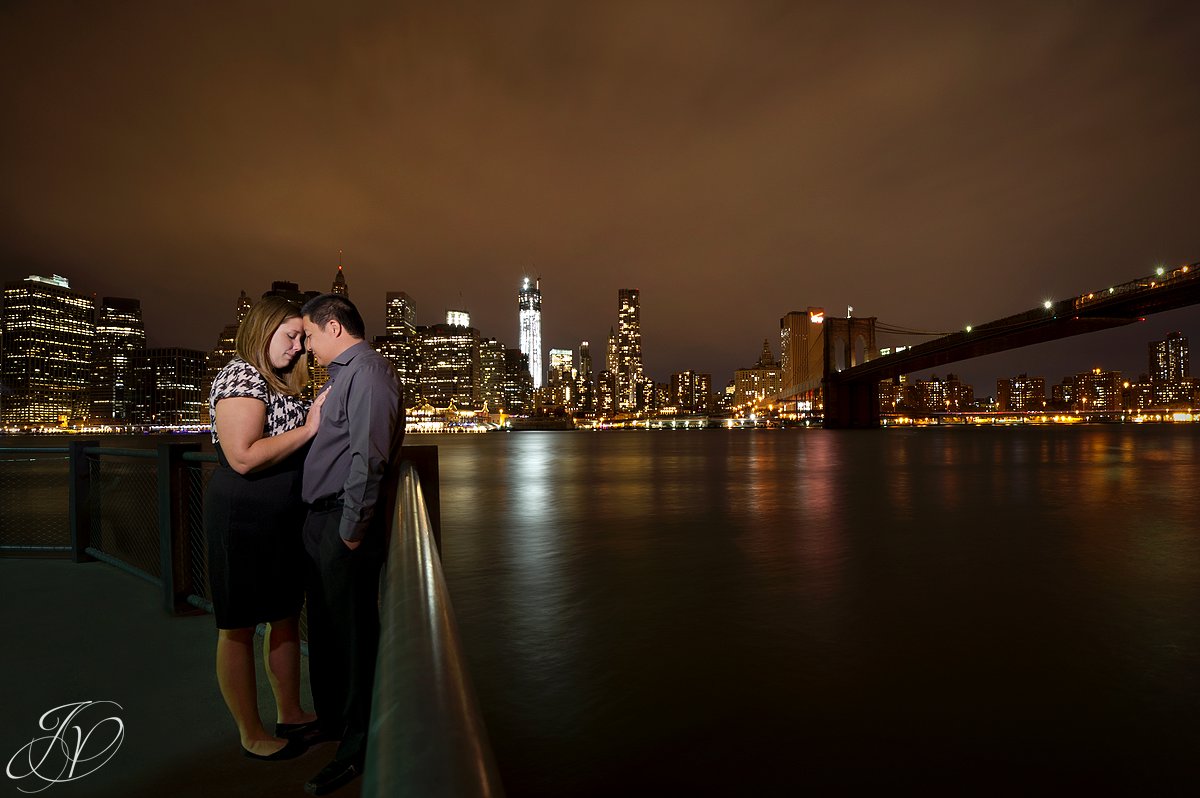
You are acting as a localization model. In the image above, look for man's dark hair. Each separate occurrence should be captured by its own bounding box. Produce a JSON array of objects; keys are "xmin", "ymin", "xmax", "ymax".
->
[{"xmin": 301, "ymin": 293, "xmax": 366, "ymax": 338}]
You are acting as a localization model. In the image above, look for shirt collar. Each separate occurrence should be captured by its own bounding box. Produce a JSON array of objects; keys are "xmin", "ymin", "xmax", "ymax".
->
[{"xmin": 327, "ymin": 340, "xmax": 370, "ymax": 378}]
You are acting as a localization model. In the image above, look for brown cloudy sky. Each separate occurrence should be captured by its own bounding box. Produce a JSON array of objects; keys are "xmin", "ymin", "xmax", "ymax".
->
[{"xmin": 2, "ymin": 1, "xmax": 1198, "ymax": 389}]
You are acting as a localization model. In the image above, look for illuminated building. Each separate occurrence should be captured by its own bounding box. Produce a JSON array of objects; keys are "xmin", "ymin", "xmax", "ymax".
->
[
  {"xmin": 915, "ymin": 373, "xmax": 974, "ymax": 411},
  {"xmin": 446, "ymin": 309, "xmax": 471, "ymax": 328},
  {"xmin": 780, "ymin": 308, "xmax": 825, "ymax": 392},
  {"xmin": 479, "ymin": 338, "xmax": 506, "ymax": 412},
  {"xmin": 418, "ymin": 322, "xmax": 480, "ymax": 409},
  {"xmin": 670, "ymin": 371, "xmax": 712, "ymax": 413},
  {"xmin": 547, "ymin": 348, "xmax": 576, "ymax": 409},
  {"xmin": 92, "ymin": 297, "xmax": 146, "ymax": 423},
  {"xmin": 386, "ymin": 292, "xmax": 417, "ymax": 335},
  {"xmin": 1056, "ymin": 368, "xmax": 1123, "ymax": 412},
  {"xmin": 1, "ymin": 274, "xmax": 95, "ymax": 426},
  {"xmin": 577, "ymin": 341, "xmax": 595, "ymax": 414},
  {"xmin": 996, "ymin": 374, "xmax": 1046, "ymax": 412},
  {"xmin": 377, "ymin": 291, "xmax": 419, "ymax": 403},
  {"xmin": 331, "ymin": 261, "xmax": 348, "ymax": 296},
  {"xmin": 733, "ymin": 340, "xmax": 783, "ymax": 409},
  {"xmin": 616, "ymin": 289, "xmax": 644, "ymax": 411},
  {"xmin": 131, "ymin": 348, "xmax": 206, "ymax": 425},
  {"xmin": 595, "ymin": 370, "xmax": 616, "ymax": 416},
  {"xmin": 606, "ymin": 327, "xmax": 618, "ymax": 374},
  {"xmin": 1149, "ymin": 332, "xmax": 1194, "ymax": 407},
  {"xmin": 503, "ymin": 348, "xmax": 534, "ymax": 414},
  {"xmin": 372, "ymin": 335, "xmax": 417, "ymax": 405},
  {"xmin": 204, "ymin": 290, "xmax": 252, "ymax": 403},
  {"xmin": 518, "ymin": 277, "xmax": 543, "ymax": 389}
]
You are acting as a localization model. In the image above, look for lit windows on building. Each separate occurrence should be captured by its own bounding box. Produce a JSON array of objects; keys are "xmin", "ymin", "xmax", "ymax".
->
[
  {"xmin": 518, "ymin": 277, "xmax": 543, "ymax": 390},
  {"xmin": 92, "ymin": 297, "xmax": 146, "ymax": 423},
  {"xmin": 996, "ymin": 374, "xmax": 1046, "ymax": 412},
  {"xmin": 780, "ymin": 307, "xmax": 825, "ymax": 393},
  {"xmin": 670, "ymin": 370, "xmax": 712, "ymax": 413},
  {"xmin": 733, "ymin": 340, "xmax": 783, "ymax": 409},
  {"xmin": 446, "ymin": 309, "xmax": 471, "ymax": 328},
  {"xmin": 418, "ymin": 323, "xmax": 481, "ymax": 409},
  {"xmin": 385, "ymin": 292, "xmax": 417, "ymax": 335},
  {"xmin": 1, "ymin": 274, "xmax": 96, "ymax": 426},
  {"xmin": 503, "ymin": 348, "xmax": 534, "ymax": 414},
  {"xmin": 131, "ymin": 348, "xmax": 206, "ymax": 425},
  {"xmin": 1057, "ymin": 368, "xmax": 1123, "ymax": 413},
  {"xmin": 479, "ymin": 338, "xmax": 506, "ymax": 412},
  {"xmin": 616, "ymin": 289, "xmax": 644, "ymax": 411}
]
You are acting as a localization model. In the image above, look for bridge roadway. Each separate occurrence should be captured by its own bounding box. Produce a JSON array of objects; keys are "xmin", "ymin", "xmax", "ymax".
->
[{"xmin": 821, "ymin": 260, "xmax": 1200, "ymax": 427}]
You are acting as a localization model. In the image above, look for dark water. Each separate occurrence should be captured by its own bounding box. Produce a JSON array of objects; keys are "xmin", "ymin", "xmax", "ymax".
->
[{"xmin": 431, "ymin": 428, "xmax": 1200, "ymax": 795}]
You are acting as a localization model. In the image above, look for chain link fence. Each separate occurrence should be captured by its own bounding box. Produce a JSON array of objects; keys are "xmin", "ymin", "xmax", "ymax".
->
[
  {"xmin": 0, "ymin": 448, "xmax": 70, "ymax": 555},
  {"xmin": 87, "ymin": 451, "xmax": 161, "ymax": 580}
]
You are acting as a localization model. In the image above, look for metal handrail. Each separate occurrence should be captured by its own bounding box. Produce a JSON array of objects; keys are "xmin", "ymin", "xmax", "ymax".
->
[{"xmin": 364, "ymin": 461, "xmax": 504, "ymax": 797}]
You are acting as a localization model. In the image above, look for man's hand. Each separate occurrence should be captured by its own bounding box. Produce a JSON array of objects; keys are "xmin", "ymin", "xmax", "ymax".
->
[{"xmin": 343, "ymin": 538, "xmax": 361, "ymax": 551}]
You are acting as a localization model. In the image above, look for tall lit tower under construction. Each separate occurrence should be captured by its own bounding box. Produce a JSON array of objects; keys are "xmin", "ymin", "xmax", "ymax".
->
[{"xmin": 518, "ymin": 276, "xmax": 543, "ymax": 389}]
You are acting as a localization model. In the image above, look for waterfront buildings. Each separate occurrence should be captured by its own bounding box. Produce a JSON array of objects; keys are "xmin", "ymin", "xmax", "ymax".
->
[
  {"xmin": 1055, "ymin": 368, "xmax": 1123, "ymax": 412},
  {"xmin": 418, "ymin": 320, "xmax": 481, "ymax": 409},
  {"xmin": 616, "ymin": 289, "xmax": 644, "ymax": 411},
  {"xmin": 1149, "ymin": 332, "xmax": 1194, "ymax": 407},
  {"xmin": 386, "ymin": 292, "xmax": 417, "ymax": 335},
  {"xmin": 518, "ymin": 277, "xmax": 543, "ymax": 389},
  {"xmin": 780, "ymin": 308, "xmax": 825, "ymax": 393},
  {"xmin": 479, "ymin": 338, "xmax": 506, "ymax": 412},
  {"xmin": 670, "ymin": 370, "xmax": 712, "ymax": 414},
  {"xmin": 91, "ymin": 297, "xmax": 146, "ymax": 424},
  {"xmin": 502, "ymin": 348, "xmax": 534, "ymax": 414},
  {"xmin": 131, "ymin": 348, "xmax": 206, "ymax": 425},
  {"xmin": 733, "ymin": 340, "xmax": 783, "ymax": 409},
  {"xmin": 1, "ymin": 275, "xmax": 95, "ymax": 426},
  {"xmin": 996, "ymin": 374, "xmax": 1047, "ymax": 412}
]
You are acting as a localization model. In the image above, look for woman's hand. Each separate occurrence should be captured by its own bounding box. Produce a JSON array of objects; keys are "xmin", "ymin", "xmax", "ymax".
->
[{"xmin": 305, "ymin": 389, "xmax": 328, "ymax": 432}]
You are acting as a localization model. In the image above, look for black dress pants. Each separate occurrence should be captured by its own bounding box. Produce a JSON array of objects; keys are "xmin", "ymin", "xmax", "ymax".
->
[{"xmin": 302, "ymin": 506, "xmax": 384, "ymax": 764}]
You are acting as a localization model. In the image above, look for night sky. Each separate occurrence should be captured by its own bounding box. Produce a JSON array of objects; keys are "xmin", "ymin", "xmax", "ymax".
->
[{"xmin": 2, "ymin": 1, "xmax": 1198, "ymax": 392}]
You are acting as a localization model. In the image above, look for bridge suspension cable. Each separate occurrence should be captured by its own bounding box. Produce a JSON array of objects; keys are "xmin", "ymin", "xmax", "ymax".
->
[{"xmin": 874, "ymin": 321, "xmax": 954, "ymax": 336}]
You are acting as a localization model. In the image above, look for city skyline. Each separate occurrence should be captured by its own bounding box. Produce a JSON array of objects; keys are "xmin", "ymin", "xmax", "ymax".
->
[{"xmin": 1, "ymin": 3, "xmax": 1198, "ymax": 388}]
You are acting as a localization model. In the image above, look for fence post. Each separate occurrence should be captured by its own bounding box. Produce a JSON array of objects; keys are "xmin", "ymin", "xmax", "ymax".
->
[
  {"xmin": 402, "ymin": 445, "xmax": 440, "ymax": 551},
  {"xmin": 158, "ymin": 442, "xmax": 201, "ymax": 615},
  {"xmin": 68, "ymin": 440, "xmax": 98, "ymax": 563}
]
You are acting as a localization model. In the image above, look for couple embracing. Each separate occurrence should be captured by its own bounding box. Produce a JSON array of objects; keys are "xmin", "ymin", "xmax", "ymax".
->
[{"xmin": 204, "ymin": 292, "xmax": 404, "ymax": 795}]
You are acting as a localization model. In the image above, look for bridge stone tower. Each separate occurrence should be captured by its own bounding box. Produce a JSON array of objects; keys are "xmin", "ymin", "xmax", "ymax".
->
[{"xmin": 822, "ymin": 316, "xmax": 880, "ymax": 428}]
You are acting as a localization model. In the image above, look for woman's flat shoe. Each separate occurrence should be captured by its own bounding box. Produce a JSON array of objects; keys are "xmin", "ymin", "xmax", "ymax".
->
[
  {"xmin": 275, "ymin": 719, "xmax": 320, "ymax": 740},
  {"xmin": 242, "ymin": 736, "xmax": 308, "ymax": 761}
]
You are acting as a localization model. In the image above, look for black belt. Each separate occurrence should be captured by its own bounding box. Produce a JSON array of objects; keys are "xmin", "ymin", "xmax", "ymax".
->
[{"xmin": 308, "ymin": 494, "xmax": 344, "ymax": 512}]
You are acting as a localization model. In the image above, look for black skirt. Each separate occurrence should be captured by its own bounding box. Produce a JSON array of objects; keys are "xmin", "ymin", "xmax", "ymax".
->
[{"xmin": 204, "ymin": 445, "xmax": 307, "ymax": 629}]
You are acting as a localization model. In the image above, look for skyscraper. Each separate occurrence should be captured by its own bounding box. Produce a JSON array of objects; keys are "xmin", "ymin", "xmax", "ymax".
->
[
  {"xmin": 385, "ymin": 292, "xmax": 417, "ymax": 335},
  {"xmin": 518, "ymin": 277, "xmax": 542, "ymax": 389},
  {"xmin": 1, "ymin": 274, "xmax": 95, "ymax": 426},
  {"xmin": 92, "ymin": 297, "xmax": 146, "ymax": 423},
  {"xmin": 780, "ymin": 308, "xmax": 825, "ymax": 393},
  {"xmin": 1149, "ymin": 331, "xmax": 1192, "ymax": 407},
  {"xmin": 616, "ymin": 289, "xmax": 644, "ymax": 411},
  {"xmin": 331, "ymin": 257, "xmax": 349, "ymax": 296}
]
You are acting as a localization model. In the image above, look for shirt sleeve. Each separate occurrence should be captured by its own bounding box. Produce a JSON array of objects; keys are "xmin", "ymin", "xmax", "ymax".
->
[
  {"xmin": 212, "ymin": 360, "xmax": 269, "ymax": 404},
  {"xmin": 339, "ymin": 360, "xmax": 401, "ymax": 542}
]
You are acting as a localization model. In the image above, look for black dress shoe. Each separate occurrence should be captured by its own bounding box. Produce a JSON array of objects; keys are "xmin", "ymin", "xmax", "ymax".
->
[
  {"xmin": 242, "ymin": 736, "xmax": 308, "ymax": 761},
  {"xmin": 275, "ymin": 719, "xmax": 320, "ymax": 739},
  {"xmin": 304, "ymin": 757, "xmax": 364, "ymax": 795}
]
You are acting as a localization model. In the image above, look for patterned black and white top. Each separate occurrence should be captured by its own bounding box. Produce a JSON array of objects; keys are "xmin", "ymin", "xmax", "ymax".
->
[{"xmin": 209, "ymin": 357, "xmax": 309, "ymax": 444}]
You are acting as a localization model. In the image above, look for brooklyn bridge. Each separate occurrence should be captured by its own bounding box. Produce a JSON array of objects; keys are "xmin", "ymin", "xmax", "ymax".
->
[{"xmin": 780, "ymin": 261, "xmax": 1200, "ymax": 428}]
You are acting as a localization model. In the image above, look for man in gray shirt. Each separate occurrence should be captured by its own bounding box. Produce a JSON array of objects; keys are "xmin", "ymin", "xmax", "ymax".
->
[{"xmin": 299, "ymin": 293, "xmax": 403, "ymax": 795}]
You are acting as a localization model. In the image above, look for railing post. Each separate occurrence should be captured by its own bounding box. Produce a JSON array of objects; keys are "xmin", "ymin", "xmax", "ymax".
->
[
  {"xmin": 158, "ymin": 442, "xmax": 201, "ymax": 615},
  {"xmin": 402, "ymin": 445, "xmax": 440, "ymax": 551},
  {"xmin": 68, "ymin": 440, "xmax": 98, "ymax": 563}
]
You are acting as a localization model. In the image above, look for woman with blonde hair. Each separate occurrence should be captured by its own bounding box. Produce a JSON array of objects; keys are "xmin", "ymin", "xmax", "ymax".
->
[{"xmin": 205, "ymin": 295, "xmax": 325, "ymax": 760}]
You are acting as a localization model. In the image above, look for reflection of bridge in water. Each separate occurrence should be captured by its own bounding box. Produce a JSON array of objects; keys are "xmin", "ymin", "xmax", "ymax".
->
[{"xmin": 786, "ymin": 260, "xmax": 1200, "ymax": 428}]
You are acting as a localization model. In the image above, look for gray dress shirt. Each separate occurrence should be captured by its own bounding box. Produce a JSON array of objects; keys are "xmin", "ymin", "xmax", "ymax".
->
[{"xmin": 302, "ymin": 340, "xmax": 404, "ymax": 542}]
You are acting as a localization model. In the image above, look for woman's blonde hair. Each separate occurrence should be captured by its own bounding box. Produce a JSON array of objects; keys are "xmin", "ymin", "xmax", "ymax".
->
[{"xmin": 235, "ymin": 296, "xmax": 308, "ymax": 396}]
